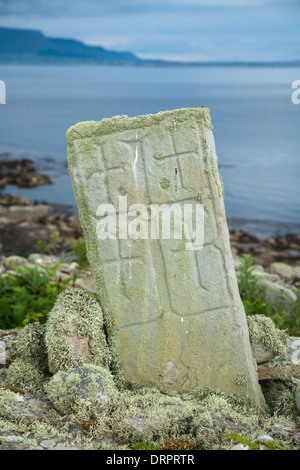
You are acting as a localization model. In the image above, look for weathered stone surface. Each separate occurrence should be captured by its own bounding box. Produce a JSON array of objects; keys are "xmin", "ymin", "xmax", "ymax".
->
[{"xmin": 67, "ymin": 108, "xmax": 264, "ymax": 405}]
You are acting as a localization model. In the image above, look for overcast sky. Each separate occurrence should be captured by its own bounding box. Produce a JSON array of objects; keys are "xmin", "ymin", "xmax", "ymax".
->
[{"xmin": 0, "ymin": 0, "xmax": 299, "ymax": 61}]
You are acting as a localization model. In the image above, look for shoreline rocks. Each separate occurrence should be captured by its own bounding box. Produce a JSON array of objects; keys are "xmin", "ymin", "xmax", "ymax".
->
[{"xmin": 0, "ymin": 158, "xmax": 53, "ymax": 189}]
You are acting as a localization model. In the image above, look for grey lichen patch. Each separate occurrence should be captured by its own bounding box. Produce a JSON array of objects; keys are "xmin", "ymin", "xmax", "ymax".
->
[
  {"xmin": 235, "ymin": 374, "xmax": 248, "ymax": 386},
  {"xmin": 247, "ymin": 315, "xmax": 288, "ymax": 361},
  {"xmin": 45, "ymin": 287, "xmax": 111, "ymax": 374},
  {"xmin": 159, "ymin": 177, "xmax": 171, "ymax": 189},
  {"xmin": 261, "ymin": 380, "xmax": 299, "ymax": 418},
  {"xmin": 45, "ymin": 365, "xmax": 119, "ymax": 417},
  {"xmin": 11, "ymin": 322, "xmax": 47, "ymax": 369},
  {"xmin": 0, "ymin": 388, "xmax": 18, "ymax": 420},
  {"xmin": 3, "ymin": 358, "xmax": 45, "ymax": 397}
]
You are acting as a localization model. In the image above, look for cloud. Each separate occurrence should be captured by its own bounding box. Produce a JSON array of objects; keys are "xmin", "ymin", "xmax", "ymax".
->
[{"xmin": 1, "ymin": 0, "xmax": 299, "ymax": 16}]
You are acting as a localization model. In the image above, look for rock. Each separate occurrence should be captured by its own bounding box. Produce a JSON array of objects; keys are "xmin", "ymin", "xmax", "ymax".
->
[
  {"xmin": 287, "ymin": 337, "xmax": 300, "ymax": 365},
  {"xmin": 28, "ymin": 253, "xmax": 61, "ymax": 268},
  {"xmin": 296, "ymin": 382, "xmax": 300, "ymax": 413},
  {"xmin": 3, "ymin": 255, "xmax": 28, "ymax": 269},
  {"xmin": 67, "ymin": 107, "xmax": 265, "ymax": 407},
  {"xmin": 270, "ymin": 424, "xmax": 289, "ymax": 439},
  {"xmin": 45, "ymin": 287, "xmax": 111, "ymax": 374},
  {"xmin": 230, "ymin": 443, "xmax": 249, "ymax": 450},
  {"xmin": 16, "ymin": 174, "xmax": 53, "ymax": 188},
  {"xmin": 0, "ymin": 194, "xmax": 30, "ymax": 206},
  {"xmin": 293, "ymin": 433, "xmax": 300, "ymax": 445},
  {"xmin": 269, "ymin": 262, "xmax": 296, "ymax": 281},
  {"xmin": 39, "ymin": 440, "xmax": 56, "ymax": 449},
  {"xmin": 253, "ymin": 271, "xmax": 281, "ymax": 282},
  {"xmin": 0, "ymin": 158, "xmax": 54, "ymax": 188},
  {"xmin": 247, "ymin": 315, "xmax": 287, "ymax": 364},
  {"xmin": 258, "ymin": 279, "xmax": 297, "ymax": 311},
  {"xmin": 0, "ymin": 205, "xmax": 49, "ymax": 224},
  {"xmin": 45, "ymin": 365, "xmax": 119, "ymax": 415},
  {"xmin": 74, "ymin": 275, "xmax": 97, "ymax": 294}
]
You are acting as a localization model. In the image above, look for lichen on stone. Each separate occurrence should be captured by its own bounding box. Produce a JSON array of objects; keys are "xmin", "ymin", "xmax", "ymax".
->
[
  {"xmin": 3, "ymin": 357, "xmax": 46, "ymax": 397},
  {"xmin": 247, "ymin": 315, "xmax": 288, "ymax": 360},
  {"xmin": 45, "ymin": 364, "xmax": 119, "ymax": 417},
  {"xmin": 45, "ymin": 287, "xmax": 111, "ymax": 375},
  {"xmin": 11, "ymin": 322, "xmax": 47, "ymax": 369}
]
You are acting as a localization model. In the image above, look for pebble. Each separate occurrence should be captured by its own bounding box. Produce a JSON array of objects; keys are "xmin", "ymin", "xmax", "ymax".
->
[{"xmin": 39, "ymin": 439, "xmax": 56, "ymax": 449}]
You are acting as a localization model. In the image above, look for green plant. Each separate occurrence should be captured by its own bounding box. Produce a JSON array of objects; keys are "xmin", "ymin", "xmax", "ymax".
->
[
  {"xmin": 237, "ymin": 254, "xmax": 300, "ymax": 335},
  {"xmin": 35, "ymin": 232, "xmax": 61, "ymax": 255},
  {"xmin": 131, "ymin": 441, "xmax": 160, "ymax": 450},
  {"xmin": 66, "ymin": 237, "xmax": 89, "ymax": 268},
  {"xmin": 0, "ymin": 265, "xmax": 73, "ymax": 329},
  {"xmin": 224, "ymin": 433, "xmax": 284, "ymax": 450}
]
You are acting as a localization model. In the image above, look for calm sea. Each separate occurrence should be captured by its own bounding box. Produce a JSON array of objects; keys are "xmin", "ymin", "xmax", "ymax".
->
[{"xmin": 0, "ymin": 64, "xmax": 299, "ymax": 237}]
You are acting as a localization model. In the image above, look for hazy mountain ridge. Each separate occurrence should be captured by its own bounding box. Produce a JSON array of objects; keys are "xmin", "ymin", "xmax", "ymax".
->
[
  {"xmin": 0, "ymin": 26, "xmax": 299, "ymax": 66},
  {"xmin": 0, "ymin": 27, "xmax": 141, "ymax": 64}
]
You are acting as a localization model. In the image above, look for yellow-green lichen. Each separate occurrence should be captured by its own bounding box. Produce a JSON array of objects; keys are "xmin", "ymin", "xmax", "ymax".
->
[
  {"xmin": 2, "ymin": 358, "xmax": 45, "ymax": 397},
  {"xmin": 45, "ymin": 364, "xmax": 119, "ymax": 417},
  {"xmin": 45, "ymin": 287, "xmax": 111, "ymax": 375},
  {"xmin": 247, "ymin": 315, "xmax": 288, "ymax": 360}
]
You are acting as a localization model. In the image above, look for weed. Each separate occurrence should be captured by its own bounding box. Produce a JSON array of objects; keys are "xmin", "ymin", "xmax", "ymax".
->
[{"xmin": 0, "ymin": 265, "xmax": 73, "ymax": 329}]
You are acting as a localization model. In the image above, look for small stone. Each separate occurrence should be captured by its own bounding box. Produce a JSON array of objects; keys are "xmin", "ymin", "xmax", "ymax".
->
[
  {"xmin": 3, "ymin": 255, "xmax": 28, "ymax": 269},
  {"xmin": 258, "ymin": 279, "xmax": 297, "ymax": 311},
  {"xmin": 270, "ymin": 424, "xmax": 289, "ymax": 439},
  {"xmin": 39, "ymin": 439, "xmax": 56, "ymax": 449},
  {"xmin": 293, "ymin": 433, "xmax": 300, "ymax": 445},
  {"xmin": 230, "ymin": 443, "xmax": 249, "ymax": 450},
  {"xmin": 28, "ymin": 253, "xmax": 61, "ymax": 268},
  {"xmin": 256, "ymin": 434, "xmax": 274, "ymax": 443},
  {"xmin": 287, "ymin": 337, "xmax": 300, "ymax": 365},
  {"xmin": 55, "ymin": 443, "xmax": 81, "ymax": 451},
  {"xmin": 5, "ymin": 435, "xmax": 24, "ymax": 443},
  {"xmin": 269, "ymin": 262, "xmax": 296, "ymax": 281}
]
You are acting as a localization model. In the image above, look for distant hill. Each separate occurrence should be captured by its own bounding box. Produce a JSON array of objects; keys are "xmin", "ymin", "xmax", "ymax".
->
[
  {"xmin": 0, "ymin": 26, "xmax": 299, "ymax": 67},
  {"xmin": 0, "ymin": 27, "xmax": 141, "ymax": 65}
]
